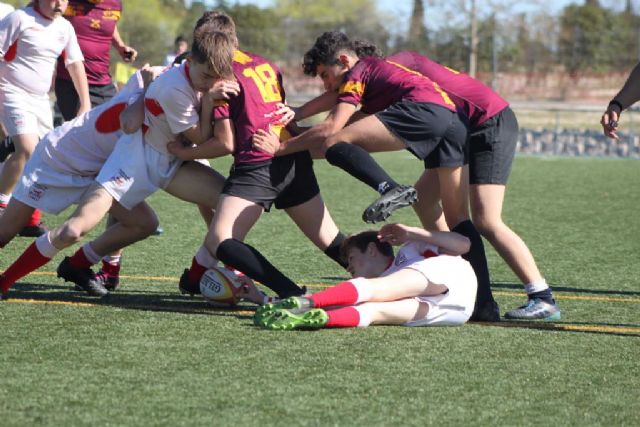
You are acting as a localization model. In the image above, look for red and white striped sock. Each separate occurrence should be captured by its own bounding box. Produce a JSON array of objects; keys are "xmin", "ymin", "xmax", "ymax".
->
[{"xmin": 310, "ymin": 278, "xmax": 371, "ymax": 308}]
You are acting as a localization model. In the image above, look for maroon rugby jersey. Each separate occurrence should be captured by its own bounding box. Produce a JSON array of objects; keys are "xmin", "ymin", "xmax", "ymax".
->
[
  {"xmin": 387, "ymin": 51, "xmax": 508, "ymax": 127},
  {"xmin": 213, "ymin": 50, "xmax": 290, "ymax": 164},
  {"xmin": 56, "ymin": 0, "xmax": 122, "ymax": 85},
  {"xmin": 337, "ymin": 57, "xmax": 457, "ymax": 114}
]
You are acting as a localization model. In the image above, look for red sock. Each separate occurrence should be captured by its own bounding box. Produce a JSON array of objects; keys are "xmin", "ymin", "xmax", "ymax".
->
[
  {"xmin": 101, "ymin": 260, "xmax": 120, "ymax": 276},
  {"xmin": 0, "ymin": 242, "xmax": 51, "ymax": 293},
  {"xmin": 188, "ymin": 257, "xmax": 207, "ymax": 283},
  {"xmin": 26, "ymin": 208, "xmax": 41, "ymax": 227},
  {"xmin": 69, "ymin": 248, "xmax": 92, "ymax": 269},
  {"xmin": 326, "ymin": 307, "xmax": 360, "ymax": 328},
  {"xmin": 310, "ymin": 281, "xmax": 359, "ymax": 308}
]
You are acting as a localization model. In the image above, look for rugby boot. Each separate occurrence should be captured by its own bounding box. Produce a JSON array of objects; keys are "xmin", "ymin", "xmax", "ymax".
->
[
  {"xmin": 260, "ymin": 308, "xmax": 329, "ymax": 330},
  {"xmin": 254, "ymin": 296, "xmax": 313, "ymax": 326},
  {"xmin": 95, "ymin": 269, "xmax": 120, "ymax": 292},
  {"xmin": 362, "ymin": 185, "xmax": 418, "ymax": 223},
  {"xmin": 178, "ymin": 269, "xmax": 200, "ymax": 296},
  {"xmin": 57, "ymin": 257, "xmax": 109, "ymax": 297},
  {"xmin": 504, "ymin": 298, "xmax": 561, "ymax": 321}
]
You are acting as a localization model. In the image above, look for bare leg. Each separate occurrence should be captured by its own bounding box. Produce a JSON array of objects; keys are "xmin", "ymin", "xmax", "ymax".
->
[
  {"xmin": 0, "ymin": 198, "xmax": 34, "ymax": 246},
  {"xmin": 285, "ymin": 194, "xmax": 341, "ymax": 251},
  {"xmin": 0, "ymin": 133, "xmax": 38, "ymax": 194},
  {"xmin": 413, "ymin": 169, "xmax": 448, "ymax": 231},
  {"xmin": 354, "ymin": 298, "xmax": 427, "ymax": 325},
  {"xmin": 470, "ymin": 183, "xmax": 542, "ymax": 284},
  {"xmin": 163, "ymin": 161, "xmax": 225, "ymax": 209}
]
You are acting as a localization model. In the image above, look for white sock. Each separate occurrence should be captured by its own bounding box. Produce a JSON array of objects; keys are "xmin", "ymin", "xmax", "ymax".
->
[
  {"xmin": 102, "ymin": 255, "xmax": 121, "ymax": 266},
  {"xmin": 35, "ymin": 232, "xmax": 59, "ymax": 259},
  {"xmin": 82, "ymin": 243, "xmax": 102, "ymax": 265},
  {"xmin": 351, "ymin": 277, "xmax": 373, "ymax": 304},
  {"xmin": 355, "ymin": 306, "xmax": 373, "ymax": 327},
  {"xmin": 195, "ymin": 245, "xmax": 219, "ymax": 269},
  {"xmin": 0, "ymin": 192, "xmax": 11, "ymax": 205},
  {"xmin": 524, "ymin": 279, "xmax": 549, "ymax": 295}
]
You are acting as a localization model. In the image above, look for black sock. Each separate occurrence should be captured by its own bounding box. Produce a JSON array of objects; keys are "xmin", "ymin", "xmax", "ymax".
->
[
  {"xmin": 323, "ymin": 232, "xmax": 348, "ymax": 269},
  {"xmin": 529, "ymin": 288, "xmax": 554, "ymax": 304},
  {"xmin": 452, "ymin": 220, "xmax": 494, "ymax": 306},
  {"xmin": 325, "ymin": 142, "xmax": 398, "ymax": 194},
  {"xmin": 216, "ymin": 238, "xmax": 304, "ymax": 298}
]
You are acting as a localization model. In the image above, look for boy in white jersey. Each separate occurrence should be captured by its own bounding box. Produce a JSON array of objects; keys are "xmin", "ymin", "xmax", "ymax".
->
[
  {"xmin": 0, "ymin": 28, "xmax": 239, "ymax": 299},
  {"xmin": 255, "ymin": 223, "xmax": 478, "ymax": 329},
  {"xmin": 0, "ymin": 65, "xmax": 161, "ymax": 294},
  {"xmin": 0, "ymin": 0, "xmax": 90, "ymax": 236}
]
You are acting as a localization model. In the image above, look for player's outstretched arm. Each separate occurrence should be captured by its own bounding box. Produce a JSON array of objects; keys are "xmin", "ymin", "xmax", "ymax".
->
[
  {"xmin": 293, "ymin": 91, "xmax": 339, "ymax": 121},
  {"xmin": 378, "ymin": 223, "xmax": 471, "ymax": 256},
  {"xmin": 601, "ymin": 61, "xmax": 640, "ymax": 139},
  {"xmin": 120, "ymin": 65, "xmax": 162, "ymax": 134},
  {"xmin": 252, "ymin": 102, "xmax": 357, "ymax": 157}
]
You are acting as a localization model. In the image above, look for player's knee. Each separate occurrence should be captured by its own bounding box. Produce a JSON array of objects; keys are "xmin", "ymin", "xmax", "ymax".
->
[
  {"xmin": 57, "ymin": 222, "xmax": 87, "ymax": 245},
  {"xmin": 472, "ymin": 215, "xmax": 502, "ymax": 239}
]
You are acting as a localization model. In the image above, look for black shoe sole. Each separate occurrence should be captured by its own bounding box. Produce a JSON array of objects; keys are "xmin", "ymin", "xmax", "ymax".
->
[
  {"xmin": 57, "ymin": 259, "xmax": 109, "ymax": 297},
  {"xmin": 18, "ymin": 226, "xmax": 48, "ymax": 237},
  {"xmin": 362, "ymin": 187, "xmax": 418, "ymax": 224}
]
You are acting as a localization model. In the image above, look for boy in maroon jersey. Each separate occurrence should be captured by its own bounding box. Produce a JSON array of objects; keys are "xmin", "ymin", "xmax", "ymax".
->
[
  {"xmin": 168, "ymin": 14, "xmax": 347, "ymax": 299},
  {"xmin": 252, "ymin": 31, "xmax": 499, "ymax": 321},
  {"xmin": 280, "ymin": 35, "xmax": 559, "ymax": 320}
]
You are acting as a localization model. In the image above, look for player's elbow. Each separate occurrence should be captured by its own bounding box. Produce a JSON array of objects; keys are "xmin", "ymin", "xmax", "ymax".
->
[{"xmin": 120, "ymin": 113, "xmax": 140, "ymax": 135}]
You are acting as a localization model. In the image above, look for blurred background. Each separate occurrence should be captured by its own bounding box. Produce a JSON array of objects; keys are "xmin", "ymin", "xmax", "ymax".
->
[{"xmin": 5, "ymin": 0, "xmax": 639, "ymax": 156}]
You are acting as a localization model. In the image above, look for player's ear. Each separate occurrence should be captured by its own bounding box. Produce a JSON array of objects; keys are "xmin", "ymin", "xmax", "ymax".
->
[{"xmin": 337, "ymin": 53, "xmax": 351, "ymax": 69}]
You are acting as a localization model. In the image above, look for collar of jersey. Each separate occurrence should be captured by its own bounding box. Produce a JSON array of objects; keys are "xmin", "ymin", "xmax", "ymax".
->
[{"xmin": 33, "ymin": 4, "xmax": 53, "ymax": 21}]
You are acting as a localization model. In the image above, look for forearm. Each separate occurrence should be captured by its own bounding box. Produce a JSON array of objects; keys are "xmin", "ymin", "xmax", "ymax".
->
[
  {"xmin": 111, "ymin": 25, "xmax": 125, "ymax": 50},
  {"xmin": 183, "ymin": 137, "xmax": 232, "ymax": 160},
  {"xmin": 295, "ymin": 91, "xmax": 338, "ymax": 121},
  {"xmin": 67, "ymin": 61, "xmax": 91, "ymax": 113},
  {"xmin": 407, "ymin": 227, "xmax": 471, "ymax": 256},
  {"xmin": 277, "ymin": 121, "xmax": 334, "ymax": 156},
  {"xmin": 613, "ymin": 62, "xmax": 640, "ymax": 110}
]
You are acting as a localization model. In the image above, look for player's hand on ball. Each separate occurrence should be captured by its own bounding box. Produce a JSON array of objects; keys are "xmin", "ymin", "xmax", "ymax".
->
[
  {"xmin": 378, "ymin": 223, "xmax": 411, "ymax": 245},
  {"xmin": 252, "ymin": 128, "xmax": 281, "ymax": 155}
]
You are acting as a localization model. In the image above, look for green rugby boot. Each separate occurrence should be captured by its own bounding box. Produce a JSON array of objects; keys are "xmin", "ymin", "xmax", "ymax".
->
[
  {"xmin": 254, "ymin": 296, "xmax": 313, "ymax": 326},
  {"xmin": 261, "ymin": 308, "xmax": 329, "ymax": 330}
]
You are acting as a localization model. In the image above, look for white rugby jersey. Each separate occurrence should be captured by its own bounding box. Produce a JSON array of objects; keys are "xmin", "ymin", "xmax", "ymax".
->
[
  {"xmin": 0, "ymin": 3, "xmax": 14, "ymax": 20},
  {"xmin": 382, "ymin": 240, "xmax": 441, "ymax": 277},
  {"xmin": 141, "ymin": 62, "xmax": 201, "ymax": 154},
  {"xmin": 0, "ymin": 6, "xmax": 83, "ymax": 96},
  {"xmin": 40, "ymin": 71, "xmax": 146, "ymax": 176}
]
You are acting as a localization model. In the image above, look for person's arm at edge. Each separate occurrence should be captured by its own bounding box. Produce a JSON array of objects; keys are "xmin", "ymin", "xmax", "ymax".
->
[
  {"xmin": 66, "ymin": 61, "xmax": 91, "ymax": 115},
  {"xmin": 378, "ymin": 224, "xmax": 471, "ymax": 256},
  {"xmin": 167, "ymin": 118, "xmax": 234, "ymax": 161}
]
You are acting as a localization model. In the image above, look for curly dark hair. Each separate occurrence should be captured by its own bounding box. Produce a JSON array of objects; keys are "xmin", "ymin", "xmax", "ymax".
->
[
  {"xmin": 302, "ymin": 31, "xmax": 382, "ymax": 76},
  {"xmin": 339, "ymin": 230, "xmax": 393, "ymax": 265}
]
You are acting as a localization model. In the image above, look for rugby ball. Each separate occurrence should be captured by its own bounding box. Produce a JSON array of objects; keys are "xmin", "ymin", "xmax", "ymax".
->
[{"xmin": 200, "ymin": 266, "xmax": 245, "ymax": 307}]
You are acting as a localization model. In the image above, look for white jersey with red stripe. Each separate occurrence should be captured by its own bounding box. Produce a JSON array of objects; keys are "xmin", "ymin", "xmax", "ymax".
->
[
  {"xmin": 0, "ymin": 6, "xmax": 83, "ymax": 97},
  {"xmin": 381, "ymin": 241, "xmax": 441, "ymax": 277},
  {"xmin": 39, "ymin": 70, "xmax": 148, "ymax": 176},
  {"xmin": 142, "ymin": 62, "xmax": 201, "ymax": 155}
]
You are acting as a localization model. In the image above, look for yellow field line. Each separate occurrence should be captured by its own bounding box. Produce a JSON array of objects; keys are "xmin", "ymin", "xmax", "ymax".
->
[
  {"xmin": 4, "ymin": 298, "xmax": 638, "ymax": 335},
  {"xmin": 6, "ymin": 270, "xmax": 640, "ymax": 304}
]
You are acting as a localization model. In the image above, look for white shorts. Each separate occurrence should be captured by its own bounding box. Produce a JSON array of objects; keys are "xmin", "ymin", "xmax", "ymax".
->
[
  {"xmin": 12, "ymin": 144, "xmax": 94, "ymax": 214},
  {"xmin": 96, "ymin": 131, "xmax": 182, "ymax": 210},
  {"xmin": 403, "ymin": 256, "xmax": 477, "ymax": 327},
  {"xmin": 0, "ymin": 92, "xmax": 53, "ymax": 138}
]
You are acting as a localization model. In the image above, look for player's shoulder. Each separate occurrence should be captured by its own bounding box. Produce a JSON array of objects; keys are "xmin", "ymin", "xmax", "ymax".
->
[{"xmin": 234, "ymin": 50, "xmax": 279, "ymax": 70}]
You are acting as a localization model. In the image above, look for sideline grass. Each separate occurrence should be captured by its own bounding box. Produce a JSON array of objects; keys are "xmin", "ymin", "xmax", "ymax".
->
[{"xmin": 1, "ymin": 155, "xmax": 639, "ymax": 426}]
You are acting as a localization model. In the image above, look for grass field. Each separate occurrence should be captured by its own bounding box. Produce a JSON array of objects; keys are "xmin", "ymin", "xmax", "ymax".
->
[{"xmin": 1, "ymin": 154, "xmax": 639, "ymax": 426}]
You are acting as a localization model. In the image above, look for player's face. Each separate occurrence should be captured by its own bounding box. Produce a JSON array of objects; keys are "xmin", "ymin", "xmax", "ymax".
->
[
  {"xmin": 346, "ymin": 245, "xmax": 387, "ymax": 279},
  {"xmin": 38, "ymin": 0, "xmax": 68, "ymax": 18},
  {"xmin": 316, "ymin": 63, "xmax": 348, "ymax": 92},
  {"xmin": 189, "ymin": 60, "xmax": 224, "ymax": 93}
]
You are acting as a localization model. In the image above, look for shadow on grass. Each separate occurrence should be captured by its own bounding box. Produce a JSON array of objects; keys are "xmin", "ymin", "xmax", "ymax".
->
[
  {"xmin": 473, "ymin": 319, "xmax": 640, "ymax": 338},
  {"xmin": 4, "ymin": 282, "xmax": 255, "ymax": 320},
  {"xmin": 492, "ymin": 281, "xmax": 640, "ymax": 297}
]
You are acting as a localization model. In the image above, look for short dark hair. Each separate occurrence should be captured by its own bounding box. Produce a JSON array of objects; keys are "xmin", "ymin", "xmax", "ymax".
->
[
  {"xmin": 339, "ymin": 230, "xmax": 393, "ymax": 264},
  {"xmin": 175, "ymin": 35, "xmax": 187, "ymax": 45},
  {"xmin": 303, "ymin": 31, "xmax": 382, "ymax": 76},
  {"xmin": 190, "ymin": 29, "xmax": 235, "ymax": 79}
]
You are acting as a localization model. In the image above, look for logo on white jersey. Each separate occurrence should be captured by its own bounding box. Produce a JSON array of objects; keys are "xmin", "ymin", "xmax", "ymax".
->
[
  {"xmin": 395, "ymin": 252, "xmax": 408, "ymax": 267},
  {"xmin": 28, "ymin": 183, "xmax": 48, "ymax": 201},
  {"xmin": 109, "ymin": 169, "xmax": 131, "ymax": 187}
]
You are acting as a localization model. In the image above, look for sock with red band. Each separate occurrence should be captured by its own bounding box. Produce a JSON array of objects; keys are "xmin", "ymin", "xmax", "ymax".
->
[
  {"xmin": 0, "ymin": 237, "xmax": 54, "ymax": 293},
  {"xmin": 188, "ymin": 256, "xmax": 207, "ymax": 284},
  {"xmin": 26, "ymin": 208, "xmax": 42, "ymax": 227},
  {"xmin": 325, "ymin": 306, "xmax": 361, "ymax": 328},
  {"xmin": 69, "ymin": 244, "xmax": 101, "ymax": 269},
  {"xmin": 310, "ymin": 278, "xmax": 370, "ymax": 308}
]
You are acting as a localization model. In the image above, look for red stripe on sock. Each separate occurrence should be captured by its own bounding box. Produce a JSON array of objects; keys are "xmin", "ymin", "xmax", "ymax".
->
[
  {"xmin": 326, "ymin": 307, "xmax": 360, "ymax": 328},
  {"xmin": 26, "ymin": 209, "xmax": 41, "ymax": 227},
  {"xmin": 69, "ymin": 248, "xmax": 92, "ymax": 269},
  {"xmin": 188, "ymin": 257, "xmax": 207, "ymax": 284},
  {"xmin": 310, "ymin": 281, "xmax": 358, "ymax": 308},
  {"xmin": 0, "ymin": 242, "xmax": 51, "ymax": 293}
]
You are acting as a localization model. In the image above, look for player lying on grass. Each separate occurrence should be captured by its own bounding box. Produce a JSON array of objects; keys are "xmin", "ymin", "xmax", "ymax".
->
[
  {"xmin": 254, "ymin": 223, "xmax": 478, "ymax": 330},
  {"xmin": 0, "ymin": 28, "xmax": 239, "ymax": 300}
]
